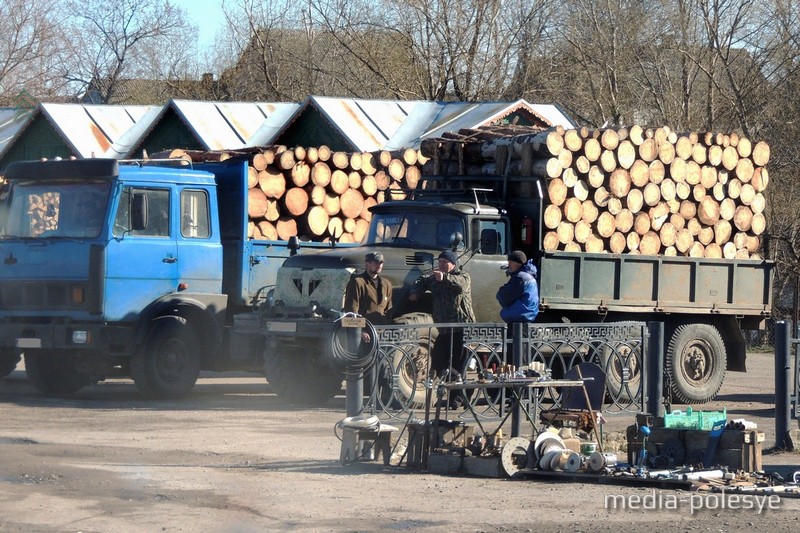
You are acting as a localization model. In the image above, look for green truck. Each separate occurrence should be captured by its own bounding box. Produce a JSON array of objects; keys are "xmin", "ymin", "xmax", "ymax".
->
[{"xmin": 260, "ymin": 174, "xmax": 773, "ymax": 405}]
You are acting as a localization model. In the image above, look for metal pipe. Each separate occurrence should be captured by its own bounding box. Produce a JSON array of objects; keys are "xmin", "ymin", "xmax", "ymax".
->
[
  {"xmin": 682, "ymin": 469, "xmax": 725, "ymax": 481},
  {"xmin": 344, "ymin": 326, "xmax": 364, "ymax": 417},
  {"xmin": 511, "ymin": 322, "xmax": 523, "ymax": 437},
  {"xmin": 647, "ymin": 321, "xmax": 665, "ymax": 418},
  {"xmin": 775, "ymin": 320, "xmax": 792, "ymax": 450}
]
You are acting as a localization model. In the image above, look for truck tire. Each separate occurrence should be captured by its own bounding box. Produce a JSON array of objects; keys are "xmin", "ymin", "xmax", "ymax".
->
[
  {"xmin": 0, "ymin": 350, "xmax": 21, "ymax": 378},
  {"xmin": 263, "ymin": 349, "xmax": 343, "ymax": 404},
  {"xmin": 131, "ymin": 319, "xmax": 201, "ymax": 399},
  {"xmin": 25, "ymin": 350, "xmax": 91, "ymax": 395},
  {"xmin": 666, "ymin": 324, "xmax": 727, "ymax": 404},
  {"xmin": 379, "ymin": 312, "xmax": 437, "ymax": 408}
]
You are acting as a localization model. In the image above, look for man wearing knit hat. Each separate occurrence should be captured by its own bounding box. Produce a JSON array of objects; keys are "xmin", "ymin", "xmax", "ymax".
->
[
  {"xmin": 496, "ymin": 250, "xmax": 539, "ymax": 323},
  {"xmin": 409, "ymin": 250, "xmax": 475, "ymax": 393}
]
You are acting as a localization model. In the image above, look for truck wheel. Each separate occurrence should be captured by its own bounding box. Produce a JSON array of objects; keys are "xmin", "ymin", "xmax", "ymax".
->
[
  {"xmin": 263, "ymin": 350, "xmax": 343, "ymax": 404},
  {"xmin": 666, "ymin": 324, "xmax": 726, "ymax": 404},
  {"xmin": 0, "ymin": 350, "xmax": 21, "ymax": 378},
  {"xmin": 25, "ymin": 351, "xmax": 91, "ymax": 395},
  {"xmin": 131, "ymin": 320, "xmax": 200, "ymax": 399},
  {"xmin": 380, "ymin": 313, "xmax": 437, "ymax": 408}
]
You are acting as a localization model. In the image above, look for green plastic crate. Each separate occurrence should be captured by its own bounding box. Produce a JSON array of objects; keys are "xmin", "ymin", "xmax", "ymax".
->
[{"xmin": 664, "ymin": 408, "xmax": 726, "ymax": 430}]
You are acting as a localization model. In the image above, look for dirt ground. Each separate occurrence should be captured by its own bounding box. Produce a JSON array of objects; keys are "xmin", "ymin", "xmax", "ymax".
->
[{"xmin": 1, "ymin": 351, "xmax": 799, "ymax": 533}]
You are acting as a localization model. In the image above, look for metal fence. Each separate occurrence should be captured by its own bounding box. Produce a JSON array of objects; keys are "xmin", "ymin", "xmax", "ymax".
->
[{"xmin": 362, "ymin": 321, "xmax": 647, "ymax": 426}]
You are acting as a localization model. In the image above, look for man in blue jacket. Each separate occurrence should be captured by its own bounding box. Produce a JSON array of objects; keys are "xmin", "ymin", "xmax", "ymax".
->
[{"xmin": 496, "ymin": 250, "xmax": 539, "ymax": 323}]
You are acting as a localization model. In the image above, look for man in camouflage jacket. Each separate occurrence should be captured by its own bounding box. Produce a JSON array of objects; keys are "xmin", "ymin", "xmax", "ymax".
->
[{"xmin": 410, "ymin": 250, "xmax": 475, "ymax": 384}]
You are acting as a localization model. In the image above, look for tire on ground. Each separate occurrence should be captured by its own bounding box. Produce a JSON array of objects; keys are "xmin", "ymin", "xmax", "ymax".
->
[
  {"xmin": 131, "ymin": 318, "xmax": 201, "ymax": 400},
  {"xmin": 263, "ymin": 347, "xmax": 343, "ymax": 404},
  {"xmin": 379, "ymin": 312, "xmax": 437, "ymax": 408},
  {"xmin": 666, "ymin": 323, "xmax": 726, "ymax": 404},
  {"xmin": 25, "ymin": 350, "xmax": 92, "ymax": 395}
]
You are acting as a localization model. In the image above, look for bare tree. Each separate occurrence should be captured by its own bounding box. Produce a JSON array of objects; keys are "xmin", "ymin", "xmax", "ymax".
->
[
  {"xmin": 0, "ymin": 0, "xmax": 68, "ymax": 104},
  {"xmin": 59, "ymin": 0, "xmax": 199, "ymax": 103},
  {"xmin": 217, "ymin": 0, "xmax": 324, "ymax": 101},
  {"xmin": 555, "ymin": 0, "xmax": 661, "ymax": 127},
  {"xmin": 306, "ymin": 0, "xmax": 553, "ymax": 101}
]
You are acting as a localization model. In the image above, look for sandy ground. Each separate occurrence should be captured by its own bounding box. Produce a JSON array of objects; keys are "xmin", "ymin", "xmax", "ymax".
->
[{"xmin": 1, "ymin": 351, "xmax": 799, "ymax": 532}]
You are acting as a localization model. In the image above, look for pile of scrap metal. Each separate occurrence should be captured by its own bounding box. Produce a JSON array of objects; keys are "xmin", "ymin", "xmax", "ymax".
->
[{"xmin": 691, "ymin": 470, "xmax": 800, "ymax": 498}]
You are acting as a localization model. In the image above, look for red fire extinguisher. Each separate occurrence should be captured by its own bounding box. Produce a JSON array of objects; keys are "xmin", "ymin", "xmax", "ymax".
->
[{"xmin": 521, "ymin": 215, "xmax": 533, "ymax": 245}]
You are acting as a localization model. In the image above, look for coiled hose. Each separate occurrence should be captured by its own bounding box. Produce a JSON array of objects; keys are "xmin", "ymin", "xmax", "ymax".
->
[{"xmin": 327, "ymin": 313, "xmax": 378, "ymax": 376}]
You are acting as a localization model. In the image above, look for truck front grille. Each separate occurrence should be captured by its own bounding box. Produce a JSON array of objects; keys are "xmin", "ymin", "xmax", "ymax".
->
[
  {"xmin": 405, "ymin": 253, "xmax": 434, "ymax": 266},
  {"xmin": 1, "ymin": 282, "xmax": 84, "ymax": 310}
]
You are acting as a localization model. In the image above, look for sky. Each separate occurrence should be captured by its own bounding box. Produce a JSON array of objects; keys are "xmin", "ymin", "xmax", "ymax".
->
[{"xmin": 172, "ymin": 0, "xmax": 226, "ymax": 51}]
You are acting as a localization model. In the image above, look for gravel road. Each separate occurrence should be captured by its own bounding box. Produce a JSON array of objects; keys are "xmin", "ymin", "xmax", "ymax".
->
[{"xmin": 1, "ymin": 351, "xmax": 798, "ymax": 532}]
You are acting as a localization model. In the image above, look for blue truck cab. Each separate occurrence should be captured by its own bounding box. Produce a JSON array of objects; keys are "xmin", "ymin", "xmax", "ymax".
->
[{"xmin": 0, "ymin": 157, "xmax": 326, "ymax": 398}]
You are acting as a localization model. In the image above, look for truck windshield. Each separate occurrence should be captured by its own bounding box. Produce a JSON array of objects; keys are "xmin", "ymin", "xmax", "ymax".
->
[
  {"xmin": 1, "ymin": 181, "xmax": 111, "ymax": 239},
  {"xmin": 366, "ymin": 211, "xmax": 465, "ymax": 249}
]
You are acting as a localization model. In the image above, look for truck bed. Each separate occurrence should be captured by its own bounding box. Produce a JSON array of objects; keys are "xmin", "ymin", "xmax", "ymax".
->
[{"xmin": 539, "ymin": 251, "xmax": 773, "ymax": 316}]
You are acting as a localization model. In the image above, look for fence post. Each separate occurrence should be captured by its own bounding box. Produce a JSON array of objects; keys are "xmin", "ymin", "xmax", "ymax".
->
[
  {"xmin": 775, "ymin": 321, "xmax": 793, "ymax": 450},
  {"xmin": 511, "ymin": 322, "xmax": 523, "ymax": 437},
  {"xmin": 646, "ymin": 321, "xmax": 664, "ymax": 419}
]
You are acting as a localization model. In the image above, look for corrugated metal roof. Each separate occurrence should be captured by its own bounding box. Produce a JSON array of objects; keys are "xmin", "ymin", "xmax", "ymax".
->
[
  {"xmin": 276, "ymin": 96, "xmax": 428, "ymax": 152},
  {"xmin": 170, "ymin": 100, "xmax": 255, "ymax": 150},
  {"xmin": 2, "ymin": 97, "xmax": 578, "ymax": 164},
  {"xmin": 39, "ymin": 103, "xmax": 161, "ymax": 158},
  {"xmin": 168, "ymin": 100, "xmax": 304, "ymax": 151},
  {"xmin": 386, "ymin": 99, "xmax": 576, "ymax": 149},
  {"xmin": 529, "ymin": 103, "xmax": 578, "ymax": 129},
  {"xmin": 107, "ymin": 106, "xmax": 164, "ymax": 158},
  {"xmin": 247, "ymin": 103, "xmax": 302, "ymax": 147},
  {"xmin": 0, "ymin": 108, "xmax": 34, "ymax": 156}
]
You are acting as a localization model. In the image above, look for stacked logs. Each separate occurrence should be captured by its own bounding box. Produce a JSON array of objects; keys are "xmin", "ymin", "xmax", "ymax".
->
[
  {"xmin": 420, "ymin": 125, "xmax": 769, "ymax": 259},
  {"xmin": 154, "ymin": 146, "xmax": 427, "ymax": 242}
]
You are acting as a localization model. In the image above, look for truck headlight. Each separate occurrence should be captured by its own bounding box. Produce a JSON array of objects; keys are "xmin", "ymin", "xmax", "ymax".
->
[{"xmin": 72, "ymin": 330, "xmax": 89, "ymax": 344}]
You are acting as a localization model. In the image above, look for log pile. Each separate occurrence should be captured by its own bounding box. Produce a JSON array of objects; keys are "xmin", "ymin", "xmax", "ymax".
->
[
  {"xmin": 420, "ymin": 125, "xmax": 769, "ymax": 259},
  {"xmin": 153, "ymin": 146, "xmax": 428, "ymax": 243}
]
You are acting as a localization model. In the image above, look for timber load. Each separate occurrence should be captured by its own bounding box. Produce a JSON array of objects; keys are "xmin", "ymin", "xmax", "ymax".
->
[
  {"xmin": 150, "ymin": 146, "xmax": 428, "ymax": 243},
  {"xmin": 420, "ymin": 125, "xmax": 769, "ymax": 260}
]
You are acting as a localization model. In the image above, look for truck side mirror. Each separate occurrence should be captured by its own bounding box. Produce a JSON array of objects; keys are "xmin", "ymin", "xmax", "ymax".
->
[
  {"xmin": 131, "ymin": 193, "xmax": 148, "ymax": 231},
  {"xmin": 450, "ymin": 232, "xmax": 463, "ymax": 249}
]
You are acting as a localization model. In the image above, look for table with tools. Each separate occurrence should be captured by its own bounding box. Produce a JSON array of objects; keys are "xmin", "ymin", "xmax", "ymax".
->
[{"xmin": 432, "ymin": 376, "xmax": 590, "ymax": 445}]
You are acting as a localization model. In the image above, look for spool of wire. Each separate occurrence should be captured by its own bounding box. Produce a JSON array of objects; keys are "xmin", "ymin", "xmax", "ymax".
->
[{"xmin": 328, "ymin": 313, "xmax": 378, "ymax": 375}]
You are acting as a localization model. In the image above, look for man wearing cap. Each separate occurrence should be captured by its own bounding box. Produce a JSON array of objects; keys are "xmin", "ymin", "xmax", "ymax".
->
[
  {"xmin": 409, "ymin": 250, "xmax": 475, "ymax": 385},
  {"xmin": 344, "ymin": 252, "xmax": 393, "ymax": 341},
  {"xmin": 496, "ymin": 250, "xmax": 539, "ymax": 323}
]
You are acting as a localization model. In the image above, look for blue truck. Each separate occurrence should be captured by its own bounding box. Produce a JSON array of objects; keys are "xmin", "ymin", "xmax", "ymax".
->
[{"xmin": 0, "ymin": 157, "xmax": 343, "ymax": 398}]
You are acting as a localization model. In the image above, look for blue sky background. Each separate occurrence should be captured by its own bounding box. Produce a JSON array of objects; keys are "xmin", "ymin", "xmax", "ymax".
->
[{"xmin": 172, "ymin": 0, "xmax": 226, "ymax": 50}]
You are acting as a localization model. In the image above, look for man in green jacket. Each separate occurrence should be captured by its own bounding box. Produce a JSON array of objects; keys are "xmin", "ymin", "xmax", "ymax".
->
[{"xmin": 410, "ymin": 249, "xmax": 475, "ymax": 383}]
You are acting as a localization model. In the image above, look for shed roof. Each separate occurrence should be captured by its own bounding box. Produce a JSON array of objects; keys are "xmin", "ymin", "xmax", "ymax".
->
[
  {"xmin": 0, "ymin": 108, "xmax": 33, "ymax": 156},
  {"xmin": 266, "ymin": 96, "xmax": 427, "ymax": 151},
  {"xmin": 123, "ymin": 100, "xmax": 300, "ymax": 157},
  {"xmin": 267, "ymin": 97, "xmax": 575, "ymax": 151},
  {"xmin": 386, "ymin": 99, "xmax": 576, "ymax": 149},
  {"xmin": 0, "ymin": 103, "xmax": 161, "ymax": 161}
]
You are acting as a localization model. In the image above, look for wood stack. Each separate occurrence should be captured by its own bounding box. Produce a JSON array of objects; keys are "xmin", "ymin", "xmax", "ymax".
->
[
  {"xmin": 420, "ymin": 125, "xmax": 769, "ymax": 259},
  {"xmin": 155, "ymin": 146, "xmax": 428, "ymax": 243}
]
